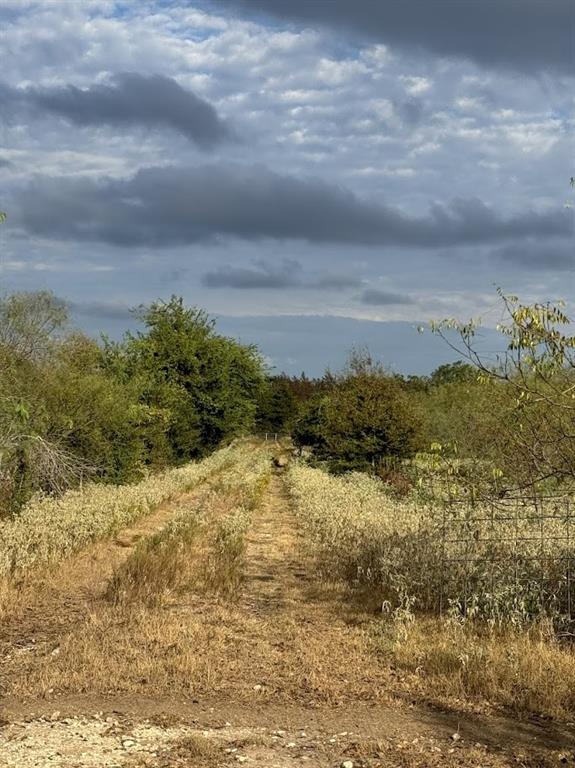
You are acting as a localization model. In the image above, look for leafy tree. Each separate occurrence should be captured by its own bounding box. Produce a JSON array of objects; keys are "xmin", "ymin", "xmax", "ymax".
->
[
  {"xmin": 0, "ymin": 291, "xmax": 265, "ymax": 513},
  {"xmin": 0, "ymin": 290, "xmax": 68, "ymax": 361},
  {"xmin": 321, "ymin": 372, "xmax": 423, "ymax": 469},
  {"xmin": 433, "ymin": 291, "xmax": 575, "ymax": 491},
  {"xmin": 42, "ymin": 335, "xmax": 153, "ymax": 482},
  {"xmin": 293, "ymin": 351, "xmax": 423, "ymax": 470},
  {"xmin": 256, "ymin": 376, "xmax": 299, "ymax": 434},
  {"xmin": 119, "ymin": 296, "xmax": 265, "ymax": 460},
  {"xmin": 0, "ymin": 294, "xmax": 90, "ymax": 510},
  {"xmin": 429, "ymin": 361, "xmax": 477, "ymax": 386},
  {"xmin": 291, "ymin": 393, "xmax": 329, "ymax": 452},
  {"xmin": 420, "ymin": 374, "xmax": 510, "ymax": 460}
]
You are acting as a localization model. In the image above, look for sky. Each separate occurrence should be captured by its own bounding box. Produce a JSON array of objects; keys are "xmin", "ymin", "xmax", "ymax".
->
[{"xmin": 0, "ymin": 0, "xmax": 573, "ymax": 375}]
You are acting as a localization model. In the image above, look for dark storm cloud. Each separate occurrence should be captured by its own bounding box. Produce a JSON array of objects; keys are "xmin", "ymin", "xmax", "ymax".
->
[
  {"xmin": 217, "ymin": 0, "xmax": 575, "ymax": 74},
  {"xmin": 0, "ymin": 74, "xmax": 232, "ymax": 148},
  {"xmin": 0, "ymin": 82, "xmax": 17, "ymax": 112},
  {"xmin": 395, "ymin": 98, "xmax": 425, "ymax": 127},
  {"xmin": 489, "ymin": 242, "xmax": 575, "ymax": 271},
  {"xmin": 203, "ymin": 259, "xmax": 302, "ymax": 289},
  {"xmin": 16, "ymin": 164, "xmax": 571, "ymax": 248},
  {"xmin": 202, "ymin": 258, "xmax": 361, "ymax": 290},
  {"xmin": 68, "ymin": 300, "xmax": 133, "ymax": 321},
  {"xmin": 359, "ymin": 288, "xmax": 414, "ymax": 306},
  {"xmin": 316, "ymin": 274, "xmax": 363, "ymax": 290}
]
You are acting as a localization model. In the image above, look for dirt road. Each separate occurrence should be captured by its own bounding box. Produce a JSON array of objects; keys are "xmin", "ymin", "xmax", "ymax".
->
[{"xmin": 1, "ymin": 471, "xmax": 573, "ymax": 767}]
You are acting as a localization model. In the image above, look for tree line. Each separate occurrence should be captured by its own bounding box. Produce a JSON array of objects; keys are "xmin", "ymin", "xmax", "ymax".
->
[
  {"xmin": 258, "ymin": 295, "xmax": 575, "ymax": 496},
  {"xmin": 0, "ymin": 292, "xmax": 265, "ymax": 514},
  {"xmin": 2, "ymin": 287, "xmax": 573, "ymax": 514}
]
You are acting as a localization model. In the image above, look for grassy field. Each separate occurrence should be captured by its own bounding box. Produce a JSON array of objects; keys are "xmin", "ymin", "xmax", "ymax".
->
[
  {"xmin": 287, "ymin": 461, "xmax": 575, "ymax": 719},
  {"xmin": 0, "ymin": 441, "xmax": 246, "ymax": 579},
  {"xmin": 0, "ymin": 440, "xmax": 573, "ymax": 767}
]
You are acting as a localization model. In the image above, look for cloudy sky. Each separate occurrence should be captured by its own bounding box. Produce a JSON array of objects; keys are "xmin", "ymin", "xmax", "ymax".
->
[{"xmin": 1, "ymin": 0, "xmax": 573, "ymax": 375}]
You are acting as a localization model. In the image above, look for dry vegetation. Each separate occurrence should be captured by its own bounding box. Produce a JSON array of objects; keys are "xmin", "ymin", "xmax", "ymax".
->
[
  {"xmin": 106, "ymin": 444, "xmax": 271, "ymax": 607},
  {"xmin": 0, "ymin": 442, "xmax": 242, "ymax": 579},
  {"xmin": 1, "ymin": 442, "xmax": 274, "ymax": 698},
  {"xmin": 374, "ymin": 617, "xmax": 575, "ymax": 720},
  {"xmin": 287, "ymin": 462, "xmax": 575, "ymax": 720},
  {"xmin": 1, "ymin": 440, "xmax": 572, "ymax": 767},
  {"xmin": 104, "ymin": 499, "xmax": 203, "ymax": 607}
]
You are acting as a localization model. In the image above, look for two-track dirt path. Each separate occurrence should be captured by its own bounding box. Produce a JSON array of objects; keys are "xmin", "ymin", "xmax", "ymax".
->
[
  {"xmin": 1, "ymin": 469, "xmax": 573, "ymax": 767},
  {"xmin": 0, "ymin": 485, "xmax": 212, "ymax": 659}
]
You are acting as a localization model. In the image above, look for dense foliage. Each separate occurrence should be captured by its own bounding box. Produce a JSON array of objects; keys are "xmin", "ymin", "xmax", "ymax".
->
[
  {"xmin": 287, "ymin": 294, "xmax": 575, "ymax": 495},
  {"xmin": 292, "ymin": 353, "xmax": 423, "ymax": 471},
  {"xmin": 3, "ymin": 286, "xmax": 574, "ymax": 510},
  {"xmin": 255, "ymin": 372, "xmax": 332, "ymax": 435},
  {"xmin": 430, "ymin": 293, "xmax": 575, "ymax": 492},
  {"xmin": 0, "ymin": 292, "xmax": 265, "ymax": 514}
]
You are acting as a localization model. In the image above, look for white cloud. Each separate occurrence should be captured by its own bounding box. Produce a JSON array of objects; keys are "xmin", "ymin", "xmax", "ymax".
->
[
  {"xmin": 360, "ymin": 44, "xmax": 392, "ymax": 67},
  {"xmin": 277, "ymin": 89, "xmax": 329, "ymax": 104},
  {"xmin": 501, "ymin": 121, "xmax": 562, "ymax": 154},
  {"xmin": 351, "ymin": 166, "xmax": 417, "ymax": 178},
  {"xmin": 409, "ymin": 141, "xmax": 441, "ymax": 156},
  {"xmin": 455, "ymin": 96, "xmax": 482, "ymax": 110},
  {"xmin": 315, "ymin": 57, "xmax": 367, "ymax": 85},
  {"xmin": 400, "ymin": 75, "xmax": 432, "ymax": 95},
  {"xmin": 368, "ymin": 98, "xmax": 395, "ymax": 120},
  {"xmin": 1, "ymin": 0, "xmax": 573, "ymax": 344}
]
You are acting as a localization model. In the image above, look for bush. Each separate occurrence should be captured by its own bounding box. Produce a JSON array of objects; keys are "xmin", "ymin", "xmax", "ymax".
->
[
  {"xmin": 293, "ymin": 356, "xmax": 423, "ymax": 471},
  {"xmin": 0, "ymin": 291, "xmax": 266, "ymax": 513}
]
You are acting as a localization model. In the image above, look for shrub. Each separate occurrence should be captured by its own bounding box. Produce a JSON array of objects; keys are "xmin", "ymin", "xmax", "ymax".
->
[{"xmin": 293, "ymin": 363, "xmax": 423, "ymax": 471}]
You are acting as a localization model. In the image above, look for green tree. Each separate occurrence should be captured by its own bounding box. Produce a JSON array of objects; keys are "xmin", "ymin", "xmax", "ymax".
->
[
  {"xmin": 121, "ymin": 296, "xmax": 265, "ymax": 460},
  {"xmin": 0, "ymin": 294, "xmax": 96, "ymax": 509},
  {"xmin": 433, "ymin": 291, "xmax": 575, "ymax": 491},
  {"xmin": 293, "ymin": 352, "xmax": 423, "ymax": 470},
  {"xmin": 256, "ymin": 376, "xmax": 299, "ymax": 434},
  {"xmin": 429, "ymin": 361, "xmax": 477, "ymax": 386},
  {"xmin": 0, "ymin": 290, "xmax": 266, "ymax": 513},
  {"xmin": 322, "ymin": 372, "xmax": 423, "ymax": 470}
]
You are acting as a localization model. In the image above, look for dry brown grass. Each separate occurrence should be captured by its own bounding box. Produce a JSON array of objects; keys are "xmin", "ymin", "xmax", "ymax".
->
[
  {"xmin": 338, "ymin": 737, "xmax": 511, "ymax": 768},
  {"xmin": 0, "ymin": 579, "xmax": 19, "ymax": 623},
  {"xmin": 4, "ymin": 454, "xmax": 575, "ymax": 768},
  {"xmin": 105, "ymin": 527, "xmax": 200, "ymax": 607},
  {"xmin": 105, "ymin": 497, "xmax": 206, "ymax": 607},
  {"xmin": 0, "ymin": 477, "xmax": 230, "ymax": 626},
  {"xmin": 287, "ymin": 463, "xmax": 575, "ymax": 721},
  {"xmin": 373, "ymin": 616, "xmax": 575, "ymax": 720},
  {"xmin": 24, "ymin": 469, "xmax": 568, "ymax": 721},
  {"xmin": 11, "ymin": 597, "xmax": 397, "ymax": 703},
  {"xmin": 6, "ymin": 476, "xmax": 396, "ymax": 705},
  {"xmin": 204, "ymin": 507, "xmax": 251, "ymax": 597},
  {"xmin": 4, "ymin": 462, "xmax": 273, "ymax": 699}
]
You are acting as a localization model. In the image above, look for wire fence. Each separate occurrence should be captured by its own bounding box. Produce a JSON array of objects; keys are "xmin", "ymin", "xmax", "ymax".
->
[
  {"xmin": 255, "ymin": 432, "xmax": 290, "ymax": 443},
  {"xmin": 439, "ymin": 494, "xmax": 574, "ymax": 629}
]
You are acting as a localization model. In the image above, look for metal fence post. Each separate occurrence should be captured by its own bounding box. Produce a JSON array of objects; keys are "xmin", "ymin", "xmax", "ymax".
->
[
  {"xmin": 439, "ymin": 500, "xmax": 446, "ymax": 617},
  {"xmin": 567, "ymin": 499, "xmax": 572, "ymax": 625}
]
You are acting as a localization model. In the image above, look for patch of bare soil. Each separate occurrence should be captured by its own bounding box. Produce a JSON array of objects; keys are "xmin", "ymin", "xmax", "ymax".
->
[{"xmin": 1, "ymin": 470, "xmax": 573, "ymax": 767}]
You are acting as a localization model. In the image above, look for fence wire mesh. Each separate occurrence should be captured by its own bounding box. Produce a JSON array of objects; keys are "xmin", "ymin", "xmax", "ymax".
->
[{"xmin": 439, "ymin": 494, "xmax": 574, "ymax": 629}]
